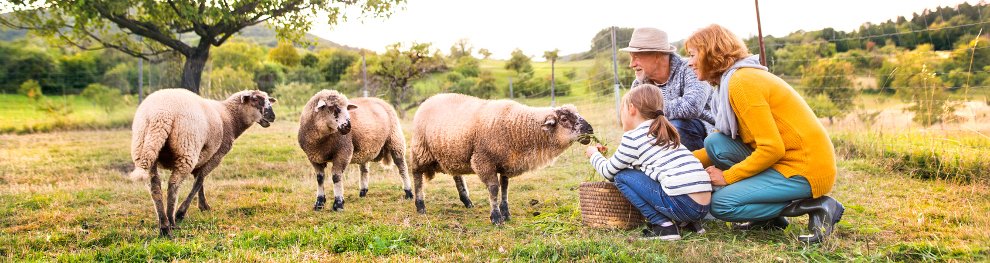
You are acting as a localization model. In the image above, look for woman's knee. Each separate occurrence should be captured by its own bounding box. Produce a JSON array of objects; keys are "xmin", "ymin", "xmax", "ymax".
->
[{"xmin": 710, "ymin": 190, "xmax": 744, "ymax": 221}]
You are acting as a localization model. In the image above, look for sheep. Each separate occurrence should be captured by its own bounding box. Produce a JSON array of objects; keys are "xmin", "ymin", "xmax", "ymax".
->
[
  {"xmin": 129, "ymin": 88, "xmax": 276, "ymax": 237},
  {"xmin": 410, "ymin": 93, "xmax": 594, "ymax": 224},
  {"xmin": 298, "ymin": 90, "xmax": 413, "ymax": 211}
]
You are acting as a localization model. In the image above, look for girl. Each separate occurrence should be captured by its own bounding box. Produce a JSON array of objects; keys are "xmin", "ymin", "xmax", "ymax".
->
[{"xmin": 585, "ymin": 83, "xmax": 712, "ymax": 241}]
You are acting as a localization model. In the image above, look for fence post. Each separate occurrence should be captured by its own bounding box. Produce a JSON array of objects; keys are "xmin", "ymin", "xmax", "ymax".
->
[
  {"xmin": 361, "ymin": 51, "xmax": 369, "ymax": 97},
  {"xmin": 509, "ymin": 76, "xmax": 513, "ymax": 99},
  {"xmin": 611, "ymin": 26, "xmax": 622, "ymax": 126}
]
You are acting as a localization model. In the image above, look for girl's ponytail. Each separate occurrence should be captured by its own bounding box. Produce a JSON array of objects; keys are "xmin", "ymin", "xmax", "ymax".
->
[{"xmin": 647, "ymin": 109, "xmax": 680, "ymax": 150}]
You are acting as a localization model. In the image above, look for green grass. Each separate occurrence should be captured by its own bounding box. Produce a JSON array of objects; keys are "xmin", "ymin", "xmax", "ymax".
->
[
  {"xmin": 2, "ymin": 95, "xmax": 989, "ymax": 261},
  {"xmin": 0, "ymin": 94, "xmax": 136, "ymax": 134}
]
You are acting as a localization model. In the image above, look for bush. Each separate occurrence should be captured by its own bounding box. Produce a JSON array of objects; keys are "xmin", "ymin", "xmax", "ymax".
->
[
  {"xmin": 273, "ymin": 82, "xmax": 320, "ymax": 119},
  {"xmin": 254, "ymin": 62, "xmax": 285, "ymax": 93},
  {"xmin": 18, "ymin": 79, "xmax": 43, "ymax": 102},
  {"xmin": 207, "ymin": 67, "xmax": 258, "ymax": 99},
  {"xmin": 80, "ymin": 83, "xmax": 122, "ymax": 114}
]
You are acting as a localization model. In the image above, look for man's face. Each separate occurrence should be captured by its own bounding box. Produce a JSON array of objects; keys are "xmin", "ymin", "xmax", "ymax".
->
[{"xmin": 628, "ymin": 52, "xmax": 664, "ymax": 82}]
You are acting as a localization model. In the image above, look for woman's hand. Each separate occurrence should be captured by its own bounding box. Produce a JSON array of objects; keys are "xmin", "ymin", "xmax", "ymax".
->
[
  {"xmin": 585, "ymin": 144, "xmax": 606, "ymax": 158},
  {"xmin": 706, "ymin": 166, "xmax": 727, "ymax": 186}
]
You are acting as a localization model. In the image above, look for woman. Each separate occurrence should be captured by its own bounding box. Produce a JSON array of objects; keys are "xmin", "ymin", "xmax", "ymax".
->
[{"xmin": 684, "ymin": 24, "xmax": 845, "ymax": 243}]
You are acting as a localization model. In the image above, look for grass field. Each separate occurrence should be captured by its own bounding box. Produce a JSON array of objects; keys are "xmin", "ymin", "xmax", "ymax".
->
[
  {"xmin": 0, "ymin": 94, "xmax": 136, "ymax": 134},
  {"xmin": 2, "ymin": 94, "xmax": 989, "ymax": 261}
]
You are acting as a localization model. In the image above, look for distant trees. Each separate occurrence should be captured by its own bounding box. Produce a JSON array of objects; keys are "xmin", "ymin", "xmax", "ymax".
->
[
  {"xmin": 1, "ymin": 0, "xmax": 405, "ymax": 93},
  {"xmin": 802, "ymin": 59, "xmax": 855, "ymax": 123},
  {"xmin": 371, "ymin": 42, "xmax": 444, "ymax": 118},
  {"xmin": 269, "ymin": 42, "xmax": 302, "ymax": 67}
]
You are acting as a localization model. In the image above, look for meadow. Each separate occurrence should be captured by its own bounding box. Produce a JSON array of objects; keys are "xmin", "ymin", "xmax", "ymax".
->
[{"xmin": 2, "ymin": 90, "xmax": 989, "ymax": 261}]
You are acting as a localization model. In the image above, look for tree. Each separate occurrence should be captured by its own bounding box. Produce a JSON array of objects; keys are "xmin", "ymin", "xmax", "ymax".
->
[
  {"xmin": 805, "ymin": 93, "xmax": 841, "ymax": 124},
  {"xmin": 885, "ymin": 45, "xmax": 955, "ymax": 126},
  {"xmin": 253, "ymin": 62, "xmax": 285, "ymax": 93},
  {"xmin": 449, "ymin": 38, "xmax": 473, "ymax": 59},
  {"xmin": 478, "ymin": 48, "xmax": 492, "ymax": 59},
  {"xmin": 273, "ymin": 82, "xmax": 318, "ymax": 115},
  {"xmin": 300, "ymin": 53, "xmax": 320, "ymax": 68},
  {"xmin": 454, "ymin": 56, "xmax": 480, "ymax": 77},
  {"xmin": 371, "ymin": 42, "xmax": 443, "ymax": 118},
  {"xmin": 80, "ymin": 83, "xmax": 122, "ymax": 114},
  {"xmin": 206, "ymin": 67, "xmax": 257, "ymax": 99},
  {"xmin": 211, "ymin": 41, "xmax": 265, "ymax": 72},
  {"xmin": 319, "ymin": 49, "xmax": 359, "ymax": 85},
  {"xmin": 1, "ymin": 0, "xmax": 405, "ymax": 94},
  {"xmin": 505, "ymin": 48, "xmax": 533, "ymax": 74},
  {"xmin": 269, "ymin": 41, "xmax": 301, "ymax": 67},
  {"xmin": 474, "ymin": 70, "xmax": 497, "ymax": 99},
  {"xmin": 801, "ymin": 59, "xmax": 855, "ymax": 122},
  {"xmin": 101, "ymin": 63, "xmax": 133, "ymax": 94}
]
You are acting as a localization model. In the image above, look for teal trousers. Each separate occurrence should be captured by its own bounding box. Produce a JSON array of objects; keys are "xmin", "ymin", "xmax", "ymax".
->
[{"xmin": 705, "ymin": 133, "xmax": 812, "ymax": 222}]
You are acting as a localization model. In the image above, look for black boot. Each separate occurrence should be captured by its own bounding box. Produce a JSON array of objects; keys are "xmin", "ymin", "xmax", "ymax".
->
[
  {"xmin": 780, "ymin": 196, "xmax": 845, "ymax": 244},
  {"xmin": 732, "ymin": 216, "xmax": 789, "ymax": 231}
]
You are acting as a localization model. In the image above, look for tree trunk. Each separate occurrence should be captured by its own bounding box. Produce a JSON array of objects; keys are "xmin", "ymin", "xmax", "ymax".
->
[{"xmin": 180, "ymin": 46, "xmax": 211, "ymax": 94}]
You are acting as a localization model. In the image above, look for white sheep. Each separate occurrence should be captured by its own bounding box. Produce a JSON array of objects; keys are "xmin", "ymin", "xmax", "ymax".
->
[
  {"xmin": 410, "ymin": 93, "xmax": 594, "ymax": 224},
  {"xmin": 298, "ymin": 90, "xmax": 412, "ymax": 211},
  {"xmin": 129, "ymin": 88, "xmax": 276, "ymax": 237}
]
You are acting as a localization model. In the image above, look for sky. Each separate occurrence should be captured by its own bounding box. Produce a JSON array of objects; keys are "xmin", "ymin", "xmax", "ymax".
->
[{"xmin": 308, "ymin": 0, "xmax": 979, "ymax": 60}]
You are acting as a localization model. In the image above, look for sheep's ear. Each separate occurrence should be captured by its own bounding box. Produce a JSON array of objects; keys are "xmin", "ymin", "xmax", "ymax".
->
[
  {"xmin": 347, "ymin": 104, "xmax": 358, "ymax": 111},
  {"xmin": 240, "ymin": 94, "xmax": 253, "ymax": 104},
  {"xmin": 315, "ymin": 100, "xmax": 328, "ymax": 112},
  {"xmin": 541, "ymin": 116, "xmax": 557, "ymax": 132},
  {"xmin": 268, "ymin": 97, "xmax": 277, "ymax": 104}
]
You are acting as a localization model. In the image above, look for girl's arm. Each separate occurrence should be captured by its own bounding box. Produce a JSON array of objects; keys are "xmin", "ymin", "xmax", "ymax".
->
[{"xmin": 589, "ymin": 135, "xmax": 640, "ymax": 181}]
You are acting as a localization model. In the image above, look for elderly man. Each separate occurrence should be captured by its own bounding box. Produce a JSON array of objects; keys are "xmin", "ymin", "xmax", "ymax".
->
[{"xmin": 620, "ymin": 27, "xmax": 713, "ymax": 151}]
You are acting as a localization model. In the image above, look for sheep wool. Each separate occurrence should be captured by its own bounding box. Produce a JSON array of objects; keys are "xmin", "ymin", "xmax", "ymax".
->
[
  {"xmin": 410, "ymin": 93, "xmax": 594, "ymax": 225},
  {"xmin": 298, "ymin": 90, "xmax": 412, "ymax": 212},
  {"xmin": 129, "ymin": 88, "xmax": 276, "ymax": 237}
]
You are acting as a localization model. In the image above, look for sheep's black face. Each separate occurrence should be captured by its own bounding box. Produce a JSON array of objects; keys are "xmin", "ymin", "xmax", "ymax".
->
[
  {"xmin": 547, "ymin": 105, "xmax": 594, "ymax": 145},
  {"xmin": 241, "ymin": 91, "xmax": 277, "ymax": 128},
  {"xmin": 315, "ymin": 97, "xmax": 356, "ymax": 135}
]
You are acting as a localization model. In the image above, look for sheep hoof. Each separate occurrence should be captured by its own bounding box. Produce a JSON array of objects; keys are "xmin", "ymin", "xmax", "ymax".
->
[
  {"xmin": 359, "ymin": 189, "xmax": 368, "ymax": 197},
  {"xmin": 415, "ymin": 200, "xmax": 426, "ymax": 214},
  {"xmin": 175, "ymin": 212, "xmax": 186, "ymax": 223},
  {"xmin": 314, "ymin": 196, "xmax": 327, "ymax": 211},
  {"xmin": 490, "ymin": 211, "xmax": 505, "ymax": 225},
  {"xmin": 404, "ymin": 190, "xmax": 413, "ymax": 199},
  {"xmin": 460, "ymin": 196, "xmax": 474, "ymax": 208},
  {"xmin": 159, "ymin": 227, "xmax": 173, "ymax": 238},
  {"xmin": 332, "ymin": 197, "xmax": 344, "ymax": 211},
  {"xmin": 501, "ymin": 210, "xmax": 511, "ymax": 222}
]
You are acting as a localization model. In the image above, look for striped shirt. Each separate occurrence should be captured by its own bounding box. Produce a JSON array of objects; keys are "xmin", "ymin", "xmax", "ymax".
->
[{"xmin": 590, "ymin": 120, "xmax": 713, "ymax": 196}]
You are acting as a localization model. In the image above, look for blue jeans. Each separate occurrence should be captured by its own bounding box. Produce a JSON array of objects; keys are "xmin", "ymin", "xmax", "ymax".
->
[
  {"xmin": 704, "ymin": 133, "xmax": 813, "ymax": 222},
  {"xmin": 613, "ymin": 169, "xmax": 710, "ymax": 225},
  {"xmin": 669, "ymin": 119, "xmax": 707, "ymax": 151}
]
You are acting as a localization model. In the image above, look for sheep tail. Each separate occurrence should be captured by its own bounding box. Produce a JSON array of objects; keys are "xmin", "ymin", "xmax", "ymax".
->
[
  {"xmin": 130, "ymin": 116, "xmax": 172, "ymax": 181},
  {"xmin": 378, "ymin": 150, "xmax": 394, "ymax": 170}
]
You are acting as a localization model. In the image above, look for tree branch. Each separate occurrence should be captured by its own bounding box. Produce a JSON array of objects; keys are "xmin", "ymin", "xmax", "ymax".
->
[{"xmin": 91, "ymin": 3, "xmax": 192, "ymax": 55}]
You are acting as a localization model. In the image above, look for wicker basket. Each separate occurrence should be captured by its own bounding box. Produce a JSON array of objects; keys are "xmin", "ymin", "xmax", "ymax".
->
[{"xmin": 578, "ymin": 181, "xmax": 645, "ymax": 229}]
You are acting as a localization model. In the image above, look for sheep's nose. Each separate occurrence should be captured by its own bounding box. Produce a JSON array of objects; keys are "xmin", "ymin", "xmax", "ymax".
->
[
  {"xmin": 339, "ymin": 121, "xmax": 352, "ymax": 135},
  {"xmin": 579, "ymin": 118, "xmax": 593, "ymax": 134}
]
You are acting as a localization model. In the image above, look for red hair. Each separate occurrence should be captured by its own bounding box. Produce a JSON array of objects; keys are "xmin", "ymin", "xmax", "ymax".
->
[{"xmin": 685, "ymin": 24, "xmax": 751, "ymax": 85}]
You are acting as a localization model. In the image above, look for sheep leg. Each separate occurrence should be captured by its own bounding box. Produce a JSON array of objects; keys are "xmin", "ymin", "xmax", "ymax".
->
[
  {"xmin": 389, "ymin": 149, "xmax": 413, "ymax": 199},
  {"xmin": 330, "ymin": 162, "xmax": 347, "ymax": 211},
  {"xmin": 359, "ymin": 164, "xmax": 369, "ymax": 197},
  {"xmin": 197, "ymin": 182, "xmax": 210, "ymax": 211},
  {"xmin": 479, "ymin": 174, "xmax": 503, "ymax": 225},
  {"xmin": 312, "ymin": 162, "xmax": 328, "ymax": 211},
  {"xmin": 453, "ymin": 175, "xmax": 473, "ymax": 208},
  {"xmin": 147, "ymin": 165, "xmax": 171, "ymax": 237},
  {"xmin": 174, "ymin": 173, "xmax": 205, "ymax": 224},
  {"xmin": 165, "ymin": 169, "xmax": 190, "ymax": 231},
  {"xmin": 499, "ymin": 174, "xmax": 510, "ymax": 222},
  {"xmin": 413, "ymin": 170, "xmax": 431, "ymax": 214}
]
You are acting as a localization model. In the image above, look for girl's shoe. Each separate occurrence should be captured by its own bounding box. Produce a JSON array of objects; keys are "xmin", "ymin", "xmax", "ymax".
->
[{"xmin": 641, "ymin": 223, "xmax": 681, "ymax": 241}]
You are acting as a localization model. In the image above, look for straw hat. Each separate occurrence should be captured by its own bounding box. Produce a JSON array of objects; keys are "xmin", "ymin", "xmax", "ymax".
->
[{"xmin": 619, "ymin": 27, "xmax": 677, "ymax": 53}]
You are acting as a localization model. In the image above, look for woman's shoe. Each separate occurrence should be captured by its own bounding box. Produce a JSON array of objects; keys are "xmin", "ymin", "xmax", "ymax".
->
[
  {"xmin": 779, "ymin": 196, "xmax": 845, "ymax": 243},
  {"xmin": 731, "ymin": 216, "xmax": 789, "ymax": 231}
]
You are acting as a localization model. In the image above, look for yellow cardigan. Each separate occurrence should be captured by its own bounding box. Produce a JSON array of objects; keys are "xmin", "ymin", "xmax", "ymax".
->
[{"xmin": 692, "ymin": 68, "xmax": 836, "ymax": 198}]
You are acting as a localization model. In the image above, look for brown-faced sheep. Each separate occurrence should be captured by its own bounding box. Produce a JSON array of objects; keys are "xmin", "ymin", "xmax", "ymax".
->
[
  {"xmin": 129, "ymin": 88, "xmax": 276, "ymax": 237},
  {"xmin": 298, "ymin": 90, "xmax": 412, "ymax": 211},
  {"xmin": 410, "ymin": 93, "xmax": 594, "ymax": 224}
]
